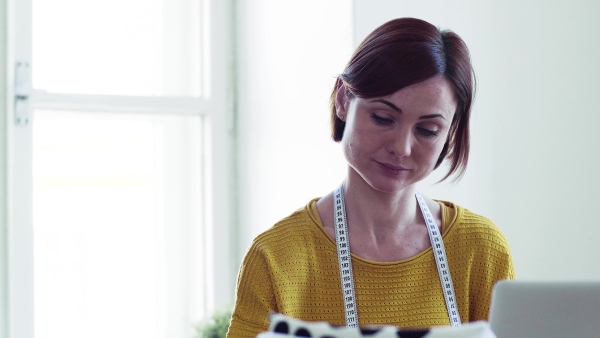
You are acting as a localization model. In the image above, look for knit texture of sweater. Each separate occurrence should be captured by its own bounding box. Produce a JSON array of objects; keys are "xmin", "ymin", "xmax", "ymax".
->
[{"xmin": 227, "ymin": 198, "xmax": 515, "ymax": 338}]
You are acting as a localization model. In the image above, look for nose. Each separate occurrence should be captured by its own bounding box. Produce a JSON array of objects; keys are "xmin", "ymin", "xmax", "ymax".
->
[{"xmin": 388, "ymin": 130, "xmax": 412, "ymax": 157}]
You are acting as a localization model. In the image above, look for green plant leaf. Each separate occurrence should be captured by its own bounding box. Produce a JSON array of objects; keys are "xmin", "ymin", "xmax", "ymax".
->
[{"xmin": 195, "ymin": 308, "xmax": 233, "ymax": 338}]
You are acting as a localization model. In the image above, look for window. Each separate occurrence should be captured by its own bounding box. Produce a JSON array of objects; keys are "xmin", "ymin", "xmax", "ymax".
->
[
  {"xmin": 6, "ymin": 1, "xmax": 235, "ymax": 337},
  {"xmin": 33, "ymin": 110, "xmax": 204, "ymax": 338},
  {"xmin": 32, "ymin": 0, "xmax": 206, "ymax": 97}
]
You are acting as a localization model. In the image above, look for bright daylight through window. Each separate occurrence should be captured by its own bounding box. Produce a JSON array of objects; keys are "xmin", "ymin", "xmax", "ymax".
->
[{"xmin": 30, "ymin": 0, "xmax": 210, "ymax": 337}]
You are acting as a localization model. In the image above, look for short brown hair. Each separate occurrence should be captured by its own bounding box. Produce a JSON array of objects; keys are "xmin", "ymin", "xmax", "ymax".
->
[{"xmin": 330, "ymin": 18, "xmax": 475, "ymax": 181}]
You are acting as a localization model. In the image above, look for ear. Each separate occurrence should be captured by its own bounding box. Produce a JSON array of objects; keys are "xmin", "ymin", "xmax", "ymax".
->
[{"xmin": 335, "ymin": 80, "xmax": 349, "ymax": 121}]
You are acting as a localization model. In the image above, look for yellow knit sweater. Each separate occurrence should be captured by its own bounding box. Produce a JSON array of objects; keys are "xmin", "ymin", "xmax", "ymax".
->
[{"xmin": 227, "ymin": 199, "xmax": 515, "ymax": 338}]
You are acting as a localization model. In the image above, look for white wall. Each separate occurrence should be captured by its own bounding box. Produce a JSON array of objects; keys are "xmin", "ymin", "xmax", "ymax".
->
[
  {"xmin": 354, "ymin": 0, "xmax": 600, "ymax": 280},
  {"xmin": 235, "ymin": 1, "xmax": 353, "ymax": 260}
]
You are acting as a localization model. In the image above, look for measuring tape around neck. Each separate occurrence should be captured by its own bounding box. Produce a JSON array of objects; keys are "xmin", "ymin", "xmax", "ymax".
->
[
  {"xmin": 333, "ymin": 185, "xmax": 359, "ymax": 327},
  {"xmin": 415, "ymin": 192, "xmax": 462, "ymax": 327},
  {"xmin": 333, "ymin": 183, "xmax": 461, "ymax": 328}
]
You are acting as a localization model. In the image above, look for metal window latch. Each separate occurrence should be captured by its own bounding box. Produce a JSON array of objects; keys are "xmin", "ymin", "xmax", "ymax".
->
[{"xmin": 14, "ymin": 61, "xmax": 32, "ymax": 126}]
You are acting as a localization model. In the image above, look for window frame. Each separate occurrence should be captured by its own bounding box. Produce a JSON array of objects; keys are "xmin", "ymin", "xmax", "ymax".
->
[{"xmin": 2, "ymin": 0, "xmax": 237, "ymax": 337}]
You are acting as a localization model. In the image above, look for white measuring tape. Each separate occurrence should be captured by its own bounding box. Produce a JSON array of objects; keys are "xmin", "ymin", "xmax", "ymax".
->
[
  {"xmin": 334, "ymin": 186, "xmax": 359, "ymax": 327},
  {"xmin": 334, "ymin": 183, "xmax": 461, "ymax": 328},
  {"xmin": 415, "ymin": 192, "xmax": 462, "ymax": 327}
]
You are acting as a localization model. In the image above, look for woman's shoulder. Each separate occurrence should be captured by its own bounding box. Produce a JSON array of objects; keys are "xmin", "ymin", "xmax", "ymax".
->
[
  {"xmin": 439, "ymin": 201, "xmax": 516, "ymax": 279},
  {"xmin": 439, "ymin": 200, "xmax": 511, "ymax": 250},
  {"xmin": 439, "ymin": 200, "xmax": 498, "ymax": 229},
  {"xmin": 251, "ymin": 198, "xmax": 324, "ymax": 249},
  {"xmin": 241, "ymin": 198, "xmax": 335, "ymax": 270}
]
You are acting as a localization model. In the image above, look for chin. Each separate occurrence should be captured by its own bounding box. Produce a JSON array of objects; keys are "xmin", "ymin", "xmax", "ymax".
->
[
  {"xmin": 350, "ymin": 165, "xmax": 423, "ymax": 193},
  {"xmin": 365, "ymin": 177, "xmax": 415, "ymax": 194}
]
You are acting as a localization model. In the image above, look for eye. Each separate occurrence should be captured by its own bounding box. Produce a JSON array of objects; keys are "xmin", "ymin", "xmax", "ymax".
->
[
  {"xmin": 417, "ymin": 127, "xmax": 439, "ymax": 138},
  {"xmin": 371, "ymin": 113, "xmax": 393, "ymax": 125}
]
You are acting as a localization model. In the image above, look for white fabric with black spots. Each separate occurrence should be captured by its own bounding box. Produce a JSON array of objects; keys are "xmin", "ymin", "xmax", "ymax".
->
[{"xmin": 257, "ymin": 314, "xmax": 496, "ymax": 338}]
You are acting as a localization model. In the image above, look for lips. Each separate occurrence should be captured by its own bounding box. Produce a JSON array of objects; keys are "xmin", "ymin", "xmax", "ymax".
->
[{"xmin": 376, "ymin": 161, "xmax": 410, "ymax": 174}]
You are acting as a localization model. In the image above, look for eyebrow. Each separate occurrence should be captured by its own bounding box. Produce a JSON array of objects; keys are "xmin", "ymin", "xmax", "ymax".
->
[
  {"xmin": 370, "ymin": 99, "xmax": 401, "ymax": 112},
  {"xmin": 369, "ymin": 99, "xmax": 447, "ymax": 120},
  {"xmin": 419, "ymin": 114, "xmax": 447, "ymax": 120}
]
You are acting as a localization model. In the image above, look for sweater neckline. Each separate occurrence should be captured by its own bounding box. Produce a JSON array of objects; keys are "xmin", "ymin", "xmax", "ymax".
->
[{"xmin": 305, "ymin": 197, "xmax": 460, "ymax": 266}]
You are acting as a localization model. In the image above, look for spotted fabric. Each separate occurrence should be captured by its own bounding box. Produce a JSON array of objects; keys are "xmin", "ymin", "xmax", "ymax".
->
[
  {"xmin": 268, "ymin": 313, "xmax": 428, "ymax": 338},
  {"xmin": 261, "ymin": 313, "xmax": 495, "ymax": 338}
]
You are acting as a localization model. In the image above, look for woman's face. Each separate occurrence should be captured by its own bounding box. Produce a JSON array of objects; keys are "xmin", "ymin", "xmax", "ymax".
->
[{"xmin": 336, "ymin": 75, "xmax": 457, "ymax": 193}]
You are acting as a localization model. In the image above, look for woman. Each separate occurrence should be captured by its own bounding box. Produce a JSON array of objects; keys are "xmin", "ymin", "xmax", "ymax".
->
[{"xmin": 227, "ymin": 17, "xmax": 515, "ymax": 338}]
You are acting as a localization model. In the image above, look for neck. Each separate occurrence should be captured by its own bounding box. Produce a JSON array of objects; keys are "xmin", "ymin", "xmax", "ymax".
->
[{"xmin": 342, "ymin": 171, "xmax": 419, "ymax": 237}]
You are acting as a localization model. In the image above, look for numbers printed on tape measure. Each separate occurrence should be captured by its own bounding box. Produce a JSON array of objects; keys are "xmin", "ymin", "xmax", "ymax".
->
[
  {"xmin": 334, "ymin": 185, "xmax": 359, "ymax": 328},
  {"xmin": 415, "ymin": 193, "xmax": 461, "ymax": 327}
]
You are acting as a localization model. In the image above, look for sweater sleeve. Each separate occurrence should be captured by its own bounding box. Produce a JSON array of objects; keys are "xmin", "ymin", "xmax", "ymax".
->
[
  {"xmin": 227, "ymin": 242, "xmax": 277, "ymax": 338},
  {"xmin": 465, "ymin": 217, "xmax": 516, "ymax": 321}
]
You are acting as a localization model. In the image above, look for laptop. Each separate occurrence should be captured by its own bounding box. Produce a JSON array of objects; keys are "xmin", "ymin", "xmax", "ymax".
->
[{"xmin": 488, "ymin": 280, "xmax": 600, "ymax": 338}]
